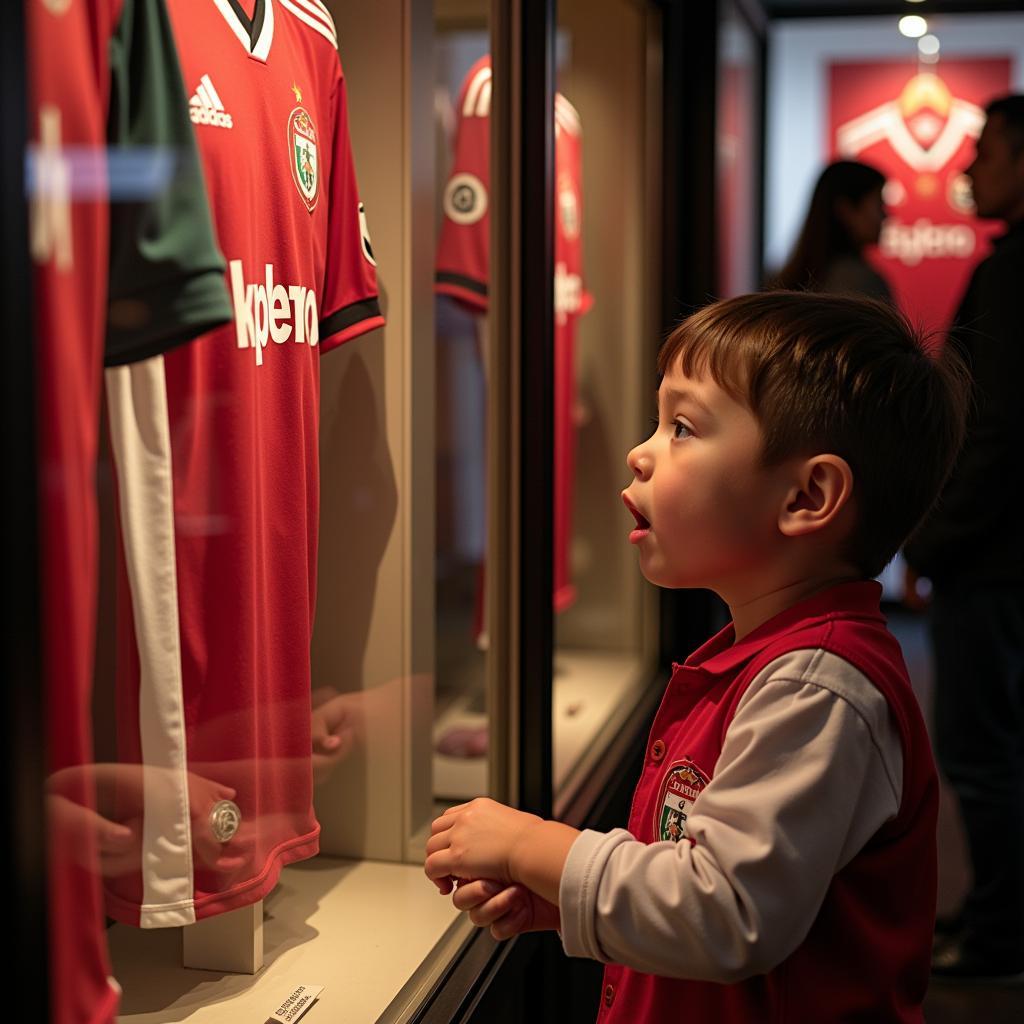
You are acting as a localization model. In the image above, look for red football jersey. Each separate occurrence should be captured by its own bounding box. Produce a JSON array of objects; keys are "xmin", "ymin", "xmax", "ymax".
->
[
  {"xmin": 31, "ymin": 0, "xmax": 230, "ymax": 1016},
  {"xmin": 32, "ymin": 2, "xmax": 120, "ymax": 1018},
  {"xmin": 436, "ymin": 56, "xmax": 590, "ymax": 610},
  {"xmin": 830, "ymin": 62, "xmax": 1010, "ymax": 341},
  {"xmin": 104, "ymin": 0, "xmax": 383, "ymax": 928}
]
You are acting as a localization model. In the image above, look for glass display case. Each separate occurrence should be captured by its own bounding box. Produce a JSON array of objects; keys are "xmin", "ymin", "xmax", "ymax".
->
[
  {"xmin": 716, "ymin": 0, "xmax": 764, "ymax": 297},
  {"xmin": 20, "ymin": 1, "xmax": 669, "ymax": 1021},
  {"xmin": 551, "ymin": 0, "xmax": 662, "ymax": 813}
]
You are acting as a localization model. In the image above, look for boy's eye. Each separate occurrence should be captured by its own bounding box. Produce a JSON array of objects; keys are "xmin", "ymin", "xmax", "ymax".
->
[{"xmin": 673, "ymin": 420, "xmax": 692, "ymax": 440}]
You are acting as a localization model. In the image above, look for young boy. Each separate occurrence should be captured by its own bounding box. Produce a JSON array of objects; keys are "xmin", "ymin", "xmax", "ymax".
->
[{"xmin": 424, "ymin": 292, "xmax": 969, "ymax": 1022}]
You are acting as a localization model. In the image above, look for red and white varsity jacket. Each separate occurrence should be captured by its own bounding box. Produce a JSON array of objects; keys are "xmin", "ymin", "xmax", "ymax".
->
[{"xmin": 560, "ymin": 581, "xmax": 937, "ymax": 1023}]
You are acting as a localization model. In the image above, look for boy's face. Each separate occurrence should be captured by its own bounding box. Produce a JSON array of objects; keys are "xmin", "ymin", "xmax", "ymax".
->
[{"xmin": 623, "ymin": 361, "xmax": 788, "ymax": 594}]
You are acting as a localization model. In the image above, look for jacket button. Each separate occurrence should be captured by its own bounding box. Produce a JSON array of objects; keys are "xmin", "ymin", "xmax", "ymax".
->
[
  {"xmin": 651, "ymin": 739, "xmax": 666, "ymax": 761},
  {"xmin": 603, "ymin": 984, "xmax": 615, "ymax": 1007}
]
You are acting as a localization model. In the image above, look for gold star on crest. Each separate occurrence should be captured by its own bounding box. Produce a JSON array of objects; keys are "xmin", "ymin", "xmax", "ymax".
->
[{"xmin": 291, "ymin": 82, "xmax": 302, "ymax": 103}]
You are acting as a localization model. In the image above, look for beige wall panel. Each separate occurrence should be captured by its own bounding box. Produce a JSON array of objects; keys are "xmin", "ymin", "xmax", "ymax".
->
[{"xmin": 313, "ymin": 0, "xmax": 435, "ymax": 861}]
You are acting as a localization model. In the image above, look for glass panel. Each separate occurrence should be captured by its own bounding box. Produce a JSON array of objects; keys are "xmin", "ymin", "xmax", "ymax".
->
[
  {"xmin": 716, "ymin": 0, "xmax": 761, "ymax": 297},
  {"xmin": 433, "ymin": 0, "xmax": 493, "ymax": 805},
  {"xmin": 553, "ymin": 0, "xmax": 660, "ymax": 807},
  {"xmin": 38, "ymin": 0, "xmax": 469, "ymax": 1017}
]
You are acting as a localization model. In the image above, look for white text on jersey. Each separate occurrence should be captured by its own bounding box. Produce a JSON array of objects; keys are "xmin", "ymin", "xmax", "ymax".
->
[
  {"xmin": 230, "ymin": 260, "xmax": 319, "ymax": 367},
  {"xmin": 555, "ymin": 262, "xmax": 583, "ymax": 326}
]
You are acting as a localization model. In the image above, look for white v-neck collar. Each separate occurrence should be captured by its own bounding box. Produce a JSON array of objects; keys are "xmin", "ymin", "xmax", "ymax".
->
[{"xmin": 210, "ymin": 0, "xmax": 275, "ymax": 63}]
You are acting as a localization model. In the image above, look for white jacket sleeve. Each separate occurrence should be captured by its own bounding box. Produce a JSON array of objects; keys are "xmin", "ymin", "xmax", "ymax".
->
[{"xmin": 558, "ymin": 648, "xmax": 904, "ymax": 983}]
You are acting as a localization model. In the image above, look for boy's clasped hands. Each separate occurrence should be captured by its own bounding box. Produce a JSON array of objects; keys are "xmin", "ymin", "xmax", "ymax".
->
[{"xmin": 424, "ymin": 798, "xmax": 571, "ymax": 939}]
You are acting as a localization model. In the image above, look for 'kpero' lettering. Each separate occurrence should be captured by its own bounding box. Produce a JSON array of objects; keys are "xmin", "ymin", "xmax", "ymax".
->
[{"xmin": 230, "ymin": 259, "xmax": 318, "ymax": 366}]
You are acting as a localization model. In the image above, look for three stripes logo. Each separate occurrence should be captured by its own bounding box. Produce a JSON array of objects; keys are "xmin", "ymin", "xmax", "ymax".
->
[{"xmin": 190, "ymin": 75, "xmax": 233, "ymax": 129}]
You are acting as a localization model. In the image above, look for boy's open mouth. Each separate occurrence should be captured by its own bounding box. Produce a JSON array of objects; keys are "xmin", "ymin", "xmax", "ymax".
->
[{"xmin": 622, "ymin": 494, "xmax": 651, "ymax": 542}]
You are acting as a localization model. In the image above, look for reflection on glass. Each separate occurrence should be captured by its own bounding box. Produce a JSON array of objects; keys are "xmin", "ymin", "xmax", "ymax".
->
[
  {"xmin": 717, "ymin": 0, "xmax": 760, "ymax": 297},
  {"xmin": 434, "ymin": 9, "xmax": 491, "ymax": 802},
  {"xmin": 554, "ymin": 0, "xmax": 658, "ymax": 806}
]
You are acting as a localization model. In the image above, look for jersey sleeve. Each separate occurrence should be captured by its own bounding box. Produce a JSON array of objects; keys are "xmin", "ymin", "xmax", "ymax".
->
[
  {"xmin": 104, "ymin": 0, "xmax": 232, "ymax": 367},
  {"xmin": 318, "ymin": 65, "xmax": 385, "ymax": 353},
  {"xmin": 435, "ymin": 58, "xmax": 491, "ymax": 312}
]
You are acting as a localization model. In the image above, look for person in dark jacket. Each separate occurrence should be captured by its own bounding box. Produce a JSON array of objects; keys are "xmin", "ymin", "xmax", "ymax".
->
[
  {"xmin": 904, "ymin": 94, "xmax": 1024, "ymax": 983},
  {"xmin": 772, "ymin": 160, "xmax": 892, "ymax": 301}
]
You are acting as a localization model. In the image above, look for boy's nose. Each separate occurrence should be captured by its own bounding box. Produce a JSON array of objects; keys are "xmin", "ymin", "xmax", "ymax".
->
[{"xmin": 627, "ymin": 442, "xmax": 652, "ymax": 480}]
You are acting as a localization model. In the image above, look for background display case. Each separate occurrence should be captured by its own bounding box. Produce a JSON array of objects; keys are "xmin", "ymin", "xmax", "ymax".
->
[{"xmin": 550, "ymin": 0, "xmax": 661, "ymax": 813}]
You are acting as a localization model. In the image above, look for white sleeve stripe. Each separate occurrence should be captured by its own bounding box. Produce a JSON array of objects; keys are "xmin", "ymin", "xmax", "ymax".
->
[
  {"xmin": 555, "ymin": 94, "xmax": 582, "ymax": 136},
  {"xmin": 298, "ymin": 0, "xmax": 336, "ymax": 32},
  {"xmin": 105, "ymin": 358, "xmax": 197, "ymax": 928},
  {"xmin": 279, "ymin": 0, "xmax": 337, "ymax": 47},
  {"xmin": 288, "ymin": 0, "xmax": 336, "ymax": 35},
  {"xmin": 463, "ymin": 66, "xmax": 492, "ymax": 117},
  {"xmin": 201, "ymin": 74, "xmax": 224, "ymax": 111},
  {"xmin": 476, "ymin": 78, "xmax": 492, "ymax": 118}
]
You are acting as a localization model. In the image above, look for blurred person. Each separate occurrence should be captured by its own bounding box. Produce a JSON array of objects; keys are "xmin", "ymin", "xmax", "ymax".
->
[
  {"xmin": 773, "ymin": 160, "xmax": 892, "ymax": 301},
  {"xmin": 904, "ymin": 94, "xmax": 1024, "ymax": 983}
]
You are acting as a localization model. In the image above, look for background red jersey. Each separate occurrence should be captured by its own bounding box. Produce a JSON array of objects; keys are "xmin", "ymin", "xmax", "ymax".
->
[
  {"xmin": 830, "ymin": 59, "xmax": 1011, "ymax": 342},
  {"xmin": 104, "ymin": 0, "xmax": 383, "ymax": 928},
  {"xmin": 436, "ymin": 55, "xmax": 590, "ymax": 611}
]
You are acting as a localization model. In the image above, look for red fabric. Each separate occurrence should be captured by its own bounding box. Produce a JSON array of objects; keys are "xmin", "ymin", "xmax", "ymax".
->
[
  {"xmin": 829, "ymin": 59, "xmax": 1011, "ymax": 345},
  {"xmin": 105, "ymin": 0, "xmax": 381, "ymax": 926},
  {"xmin": 599, "ymin": 582, "xmax": 937, "ymax": 1024},
  {"xmin": 436, "ymin": 56, "xmax": 589, "ymax": 611},
  {"xmin": 30, "ymin": 0, "xmax": 122, "ymax": 1019}
]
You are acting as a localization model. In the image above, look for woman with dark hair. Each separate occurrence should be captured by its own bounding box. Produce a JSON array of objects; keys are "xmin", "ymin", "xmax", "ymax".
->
[{"xmin": 773, "ymin": 160, "xmax": 892, "ymax": 300}]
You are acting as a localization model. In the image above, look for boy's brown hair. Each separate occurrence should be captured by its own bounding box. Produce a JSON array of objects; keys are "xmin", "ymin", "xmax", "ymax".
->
[{"xmin": 657, "ymin": 291, "xmax": 969, "ymax": 578}]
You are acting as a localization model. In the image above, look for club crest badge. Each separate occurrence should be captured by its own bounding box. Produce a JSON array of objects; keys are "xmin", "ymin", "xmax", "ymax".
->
[
  {"xmin": 288, "ymin": 106, "xmax": 319, "ymax": 212},
  {"xmin": 443, "ymin": 172, "xmax": 487, "ymax": 226},
  {"xmin": 655, "ymin": 760, "xmax": 709, "ymax": 844}
]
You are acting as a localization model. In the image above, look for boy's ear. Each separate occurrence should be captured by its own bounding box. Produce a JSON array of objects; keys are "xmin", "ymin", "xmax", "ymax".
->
[{"xmin": 778, "ymin": 455, "xmax": 854, "ymax": 538}]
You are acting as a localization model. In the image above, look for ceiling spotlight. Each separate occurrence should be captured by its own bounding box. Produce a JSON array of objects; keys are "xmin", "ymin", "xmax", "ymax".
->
[
  {"xmin": 899, "ymin": 15, "xmax": 928, "ymax": 38},
  {"xmin": 918, "ymin": 34, "xmax": 940, "ymax": 56}
]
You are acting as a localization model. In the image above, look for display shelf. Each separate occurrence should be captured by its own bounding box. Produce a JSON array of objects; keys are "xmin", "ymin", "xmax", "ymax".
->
[
  {"xmin": 110, "ymin": 859, "xmax": 462, "ymax": 1024},
  {"xmin": 552, "ymin": 650, "xmax": 647, "ymax": 796},
  {"xmin": 432, "ymin": 650, "xmax": 646, "ymax": 802}
]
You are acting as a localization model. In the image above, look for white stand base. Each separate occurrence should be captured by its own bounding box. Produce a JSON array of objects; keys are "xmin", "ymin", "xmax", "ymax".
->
[{"xmin": 182, "ymin": 900, "xmax": 264, "ymax": 974}]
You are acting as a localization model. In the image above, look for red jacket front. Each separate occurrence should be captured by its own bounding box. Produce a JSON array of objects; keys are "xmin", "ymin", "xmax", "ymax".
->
[{"xmin": 598, "ymin": 582, "xmax": 937, "ymax": 1023}]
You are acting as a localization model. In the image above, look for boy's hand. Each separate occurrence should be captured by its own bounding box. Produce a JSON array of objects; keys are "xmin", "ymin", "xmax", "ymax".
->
[
  {"xmin": 453, "ymin": 879, "xmax": 560, "ymax": 940},
  {"xmin": 424, "ymin": 798, "xmax": 579, "ymax": 906},
  {"xmin": 424, "ymin": 798, "xmax": 543, "ymax": 894}
]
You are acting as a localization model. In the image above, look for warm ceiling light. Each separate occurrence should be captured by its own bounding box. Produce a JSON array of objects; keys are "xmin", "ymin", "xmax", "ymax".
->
[
  {"xmin": 918, "ymin": 34, "xmax": 940, "ymax": 56},
  {"xmin": 899, "ymin": 15, "xmax": 928, "ymax": 38}
]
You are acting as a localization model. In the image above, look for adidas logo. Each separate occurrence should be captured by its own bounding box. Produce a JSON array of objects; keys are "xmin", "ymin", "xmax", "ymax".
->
[{"xmin": 189, "ymin": 74, "xmax": 233, "ymax": 129}]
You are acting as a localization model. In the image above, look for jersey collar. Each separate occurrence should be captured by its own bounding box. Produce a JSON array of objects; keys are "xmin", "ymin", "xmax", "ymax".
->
[
  {"xmin": 211, "ymin": 0, "xmax": 275, "ymax": 63},
  {"xmin": 679, "ymin": 580, "xmax": 886, "ymax": 678}
]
